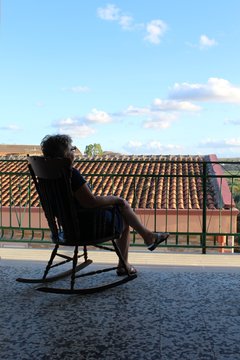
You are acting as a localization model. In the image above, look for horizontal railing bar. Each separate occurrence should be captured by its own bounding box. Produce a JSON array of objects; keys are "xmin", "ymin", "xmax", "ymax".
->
[
  {"xmin": 1, "ymin": 158, "xmax": 240, "ymax": 165},
  {"xmin": 81, "ymin": 174, "xmax": 240, "ymax": 178},
  {"xmin": 2, "ymin": 172, "xmax": 240, "ymax": 179}
]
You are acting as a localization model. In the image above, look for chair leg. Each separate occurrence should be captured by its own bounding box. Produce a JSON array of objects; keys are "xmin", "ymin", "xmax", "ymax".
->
[
  {"xmin": 83, "ymin": 245, "xmax": 88, "ymax": 262},
  {"xmin": 43, "ymin": 244, "xmax": 59, "ymax": 279},
  {"xmin": 70, "ymin": 245, "xmax": 78, "ymax": 290},
  {"xmin": 16, "ymin": 244, "xmax": 92, "ymax": 284}
]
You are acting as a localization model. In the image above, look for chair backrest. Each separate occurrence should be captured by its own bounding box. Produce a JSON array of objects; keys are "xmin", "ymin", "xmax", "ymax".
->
[{"xmin": 27, "ymin": 156, "xmax": 81, "ymax": 245}]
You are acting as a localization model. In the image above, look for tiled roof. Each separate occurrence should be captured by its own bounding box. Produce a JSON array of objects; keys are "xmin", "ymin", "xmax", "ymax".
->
[
  {"xmin": 0, "ymin": 155, "xmax": 230, "ymax": 210},
  {"xmin": 0, "ymin": 144, "xmax": 81, "ymax": 156},
  {"xmin": 0, "ymin": 145, "xmax": 42, "ymax": 155},
  {"xmin": 74, "ymin": 155, "xmax": 220, "ymax": 210}
]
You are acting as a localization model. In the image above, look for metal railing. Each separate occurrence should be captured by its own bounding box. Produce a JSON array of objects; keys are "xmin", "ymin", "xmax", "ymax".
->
[{"xmin": 0, "ymin": 158, "xmax": 240, "ymax": 253}]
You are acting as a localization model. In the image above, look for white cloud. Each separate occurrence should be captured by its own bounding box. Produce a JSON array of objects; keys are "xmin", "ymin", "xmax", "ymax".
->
[
  {"xmin": 125, "ymin": 99, "xmax": 200, "ymax": 116},
  {"xmin": 36, "ymin": 101, "xmax": 44, "ymax": 107},
  {"xmin": 198, "ymin": 138, "xmax": 240, "ymax": 155},
  {"xmin": 54, "ymin": 117, "xmax": 77, "ymax": 126},
  {"xmin": 153, "ymin": 98, "xmax": 201, "ymax": 111},
  {"xmin": 97, "ymin": 4, "xmax": 167, "ymax": 44},
  {"xmin": 199, "ymin": 34, "xmax": 217, "ymax": 49},
  {"xmin": 199, "ymin": 137, "xmax": 240, "ymax": 149},
  {"xmin": 125, "ymin": 140, "xmax": 183, "ymax": 154},
  {"xmin": 125, "ymin": 105, "xmax": 151, "ymax": 116},
  {"xmin": 169, "ymin": 78, "xmax": 240, "ymax": 103},
  {"xmin": 59, "ymin": 125, "xmax": 96, "ymax": 139},
  {"xmin": 86, "ymin": 109, "xmax": 112, "ymax": 123},
  {"xmin": 144, "ymin": 20, "xmax": 167, "ymax": 44},
  {"xmin": 52, "ymin": 117, "xmax": 95, "ymax": 138},
  {"xmin": 123, "ymin": 98, "xmax": 200, "ymax": 130},
  {"xmin": 187, "ymin": 34, "xmax": 218, "ymax": 50},
  {"xmin": 144, "ymin": 113, "xmax": 178, "ymax": 129},
  {"xmin": 97, "ymin": 4, "xmax": 120, "ymax": 21},
  {"xmin": 62, "ymin": 86, "xmax": 90, "ymax": 93},
  {"xmin": 148, "ymin": 141, "xmax": 182, "ymax": 152},
  {"xmin": 0, "ymin": 124, "xmax": 22, "ymax": 131},
  {"xmin": 126, "ymin": 140, "xmax": 143, "ymax": 148},
  {"xmin": 52, "ymin": 109, "xmax": 112, "ymax": 140},
  {"xmin": 227, "ymin": 138, "xmax": 240, "ymax": 146},
  {"xmin": 118, "ymin": 15, "xmax": 134, "ymax": 30},
  {"xmin": 225, "ymin": 118, "xmax": 240, "ymax": 125},
  {"xmin": 97, "ymin": 4, "xmax": 134, "ymax": 30}
]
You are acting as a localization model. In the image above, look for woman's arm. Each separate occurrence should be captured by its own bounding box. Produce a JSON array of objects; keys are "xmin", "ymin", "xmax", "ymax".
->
[{"xmin": 74, "ymin": 183, "xmax": 126, "ymax": 209}]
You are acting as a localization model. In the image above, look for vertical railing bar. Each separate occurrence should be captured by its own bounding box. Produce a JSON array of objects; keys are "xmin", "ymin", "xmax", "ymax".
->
[
  {"xmin": 28, "ymin": 173, "xmax": 32, "ymax": 229},
  {"xmin": 226, "ymin": 176, "xmax": 233, "ymax": 247},
  {"xmin": 187, "ymin": 171, "xmax": 190, "ymax": 245},
  {"xmin": 176, "ymin": 169, "xmax": 179, "ymax": 246},
  {"xmin": 132, "ymin": 175, "xmax": 136, "ymax": 245},
  {"xmin": 165, "ymin": 172, "xmax": 168, "ymax": 231},
  {"xmin": 202, "ymin": 161, "xmax": 207, "ymax": 254},
  {"xmin": 9, "ymin": 174, "xmax": 12, "ymax": 228},
  {"xmin": 154, "ymin": 176, "xmax": 157, "ymax": 233},
  {"xmin": 229, "ymin": 175, "xmax": 233, "ymax": 235},
  {"xmin": 219, "ymin": 176, "xmax": 223, "ymax": 234},
  {"xmin": 0, "ymin": 173, "xmax": 2, "ymax": 227}
]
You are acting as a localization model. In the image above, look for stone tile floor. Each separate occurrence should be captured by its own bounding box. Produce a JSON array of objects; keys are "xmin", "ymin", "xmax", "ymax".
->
[{"xmin": 1, "ymin": 250, "xmax": 240, "ymax": 359}]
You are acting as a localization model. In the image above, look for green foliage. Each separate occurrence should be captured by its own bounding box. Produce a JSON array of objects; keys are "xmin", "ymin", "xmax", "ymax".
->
[
  {"xmin": 221, "ymin": 159, "xmax": 240, "ymax": 210},
  {"xmin": 84, "ymin": 143, "xmax": 103, "ymax": 157},
  {"xmin": 227, "ymin": 178, "xmax": 240, "ymax": 210}
]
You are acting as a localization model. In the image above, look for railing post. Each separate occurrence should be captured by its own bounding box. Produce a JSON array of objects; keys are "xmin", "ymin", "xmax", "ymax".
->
[{"xmin": 202, "ymin": 161, "xmax": 207, "ymax": 254}]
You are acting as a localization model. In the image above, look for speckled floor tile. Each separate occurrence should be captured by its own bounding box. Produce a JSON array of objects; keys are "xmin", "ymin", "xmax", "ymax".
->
[{"xmin": 1, "ymin": 263, "xmax": 240, "ymax": 359}]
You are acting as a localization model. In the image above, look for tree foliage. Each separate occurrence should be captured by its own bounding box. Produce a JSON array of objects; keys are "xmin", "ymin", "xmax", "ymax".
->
[{"xmin": 84, "ymin": 143, "xmax": 103, "ymax": 157}]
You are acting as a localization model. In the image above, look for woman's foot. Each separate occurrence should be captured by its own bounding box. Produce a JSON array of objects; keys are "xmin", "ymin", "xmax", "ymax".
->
[
  {"xmin": 116, "ymin": 264, "xmax": 137, "ymax": 276},
  {"xmin": 147, "ymin": 232, "xmax": 169, "ymax": 251}
]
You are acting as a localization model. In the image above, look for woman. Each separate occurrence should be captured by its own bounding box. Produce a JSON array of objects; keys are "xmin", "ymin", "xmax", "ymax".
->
[{"xmin": 40, "ymin": 134, "xmax": 169, "ymax": 276}]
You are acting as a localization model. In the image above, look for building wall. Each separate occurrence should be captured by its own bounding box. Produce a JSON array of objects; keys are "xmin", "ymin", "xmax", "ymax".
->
[
  {"xmin": 135, "ymin": 209, "xmax": 238, "ymax": 234},
  {"xmin": 1, "ymin": 206, "xmax": 238, "ymax": 234}
]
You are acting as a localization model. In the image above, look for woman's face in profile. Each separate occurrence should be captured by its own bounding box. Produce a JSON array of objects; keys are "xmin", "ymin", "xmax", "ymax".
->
[{"xmin": 65, "ymin": 144, "xmax": 76, "ymax": 164}]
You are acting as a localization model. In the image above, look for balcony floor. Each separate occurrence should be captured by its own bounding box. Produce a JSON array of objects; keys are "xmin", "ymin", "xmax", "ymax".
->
[{"xmin": 1, "ymin": 249, "xmax": 240, "ymax": 360}]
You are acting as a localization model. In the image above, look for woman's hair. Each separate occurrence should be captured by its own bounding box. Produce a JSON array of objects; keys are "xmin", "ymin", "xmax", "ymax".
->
[{"xmin": 40, "ymin": 134, "xmax": 72, "ymax": 157}]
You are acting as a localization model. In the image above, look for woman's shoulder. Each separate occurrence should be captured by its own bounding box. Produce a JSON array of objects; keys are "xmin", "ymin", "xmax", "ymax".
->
[{"xmin": 71, "ymin": 167, "xmax": 86, "ymax": 190}]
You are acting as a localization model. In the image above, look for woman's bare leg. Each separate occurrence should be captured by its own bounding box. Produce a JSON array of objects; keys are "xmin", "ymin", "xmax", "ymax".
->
[
  {"xmin": 116, "ymin": 200, "xmax": 169, "ymax": 271},
  {"xmin": 118, "ymin": 201, "xmax": 156, "ymax": 246},
  {"xmin": 116, "ymin": 222, "xmax": 130, "ymax": 268}
]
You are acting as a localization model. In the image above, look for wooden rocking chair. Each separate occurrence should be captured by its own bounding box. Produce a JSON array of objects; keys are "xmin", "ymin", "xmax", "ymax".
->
[{"xmin": 16, "ymin": 156, "xmax": 137, "ymax": 294}]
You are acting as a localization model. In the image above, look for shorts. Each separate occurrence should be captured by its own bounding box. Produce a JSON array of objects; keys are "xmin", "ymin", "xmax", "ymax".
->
[
  {"xmin": 103, "ymin": 206, "xmax": 123, "ymax": 237},
  {"xmin": 78, "ymin": 205, "xmax": 124, "ymax": 241}
]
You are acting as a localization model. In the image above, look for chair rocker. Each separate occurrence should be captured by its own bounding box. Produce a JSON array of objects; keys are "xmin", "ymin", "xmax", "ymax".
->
[{"xmin": 16, "ymin": 156, "xmax": 137, "ymax": 294}]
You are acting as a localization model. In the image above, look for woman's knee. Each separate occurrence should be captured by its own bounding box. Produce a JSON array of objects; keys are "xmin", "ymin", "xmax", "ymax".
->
[{"xmin": 120, "ymin": 202, "xmax": 132, "ymax": 215}]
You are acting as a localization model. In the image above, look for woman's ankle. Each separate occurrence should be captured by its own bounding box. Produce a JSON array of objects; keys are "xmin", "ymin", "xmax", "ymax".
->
[{"xmin": 143, "ymin": 231, "xmax": 154, "ymax": 246}]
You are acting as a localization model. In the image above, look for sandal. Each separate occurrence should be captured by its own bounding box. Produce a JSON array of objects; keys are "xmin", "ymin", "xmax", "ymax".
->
[
  {"xmin": 116, "ymin": 265, "xmax": 137, "ymax": 276},
  {"xmin": 148, "ymin": 232, "xmax": 169, "ymax": 251}
]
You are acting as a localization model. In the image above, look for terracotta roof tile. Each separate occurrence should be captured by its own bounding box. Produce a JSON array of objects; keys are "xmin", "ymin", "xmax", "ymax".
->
[
  {"xmin": 0, "ymin": 144, "xmax": 81, "ymax": 156},
  {"xmin": 0, "ymin": 155, "xmax": 232, "ymax": 210},
  {"xmin": 73, "ymin": 155, "xmax": 222, "ymax": 210}
]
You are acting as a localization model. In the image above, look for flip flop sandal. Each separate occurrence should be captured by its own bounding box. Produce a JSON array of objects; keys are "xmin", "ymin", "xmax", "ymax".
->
[
  {"xmin": 116, "ymin": 265, "xmax": 137, "ymax": 276},
  {"xmin": 148, "ymin": 232, "xmax": 170, "ymax": 251}
]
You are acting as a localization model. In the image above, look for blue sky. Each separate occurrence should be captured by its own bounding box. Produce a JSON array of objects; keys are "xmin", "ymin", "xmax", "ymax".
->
[{"xmin": 1, "ymin": 0, "xmax": 240, "ymax": 157}]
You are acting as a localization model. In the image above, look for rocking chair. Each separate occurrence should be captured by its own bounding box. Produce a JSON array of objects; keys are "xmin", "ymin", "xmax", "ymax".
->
[{"xmin": 16, "ymin": 156, "xmax": 137, "ymax": 294}]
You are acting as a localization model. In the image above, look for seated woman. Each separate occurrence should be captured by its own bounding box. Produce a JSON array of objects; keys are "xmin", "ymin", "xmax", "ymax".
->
[{"xmin": 40, "ymin": 134, "xmax": 169, "ymax": 276}]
